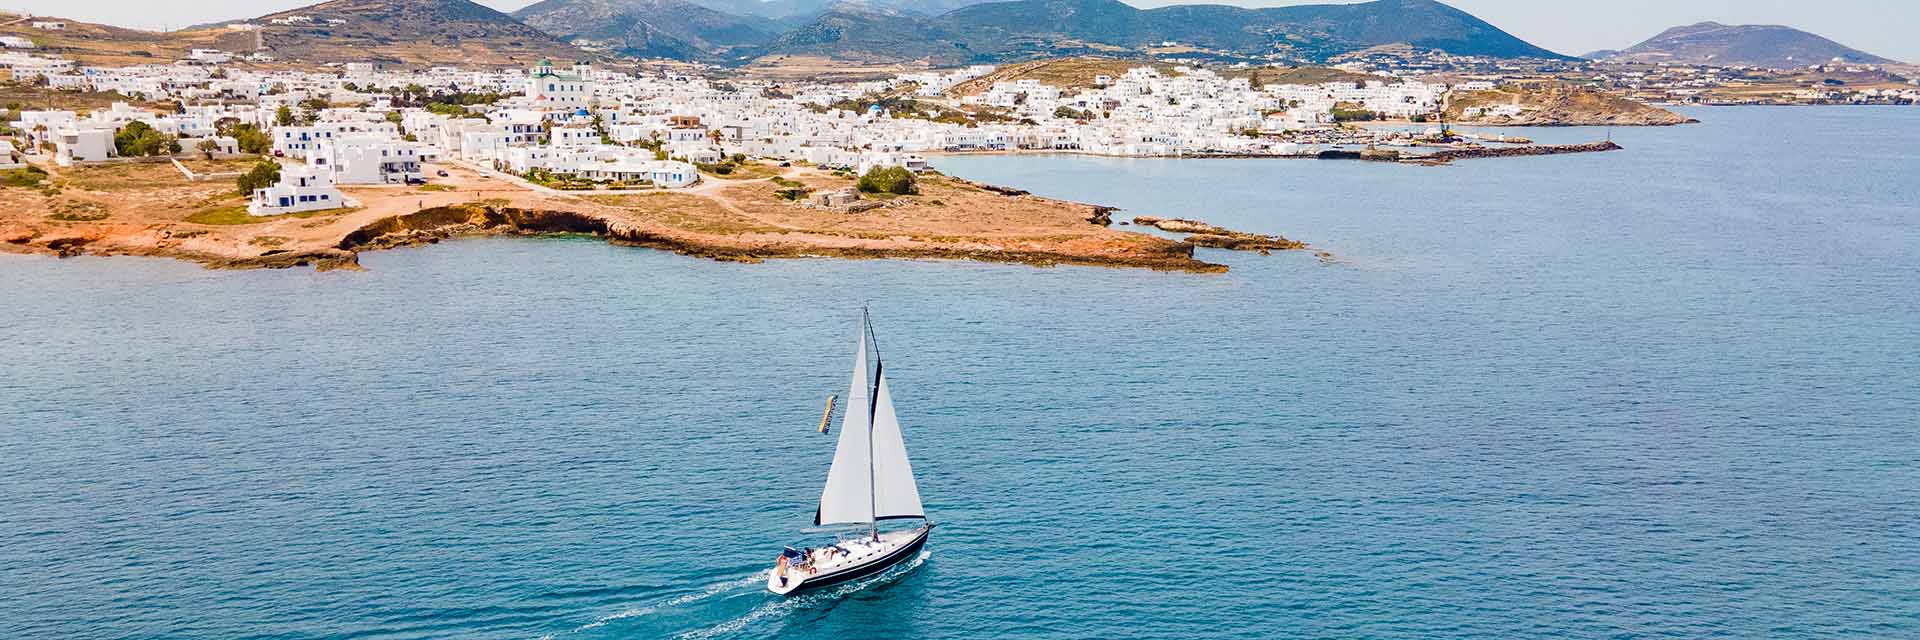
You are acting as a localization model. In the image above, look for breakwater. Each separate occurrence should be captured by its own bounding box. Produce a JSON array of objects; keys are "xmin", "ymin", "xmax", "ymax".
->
[{"xmin": 1422, "ymin": 140, "xmax": 1624, "ymax": 162}]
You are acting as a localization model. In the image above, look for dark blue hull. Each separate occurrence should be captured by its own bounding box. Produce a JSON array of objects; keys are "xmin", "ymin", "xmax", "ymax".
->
[{"xmin": 785, "ymin": 527, "xmax": 930, "ymax": 594}]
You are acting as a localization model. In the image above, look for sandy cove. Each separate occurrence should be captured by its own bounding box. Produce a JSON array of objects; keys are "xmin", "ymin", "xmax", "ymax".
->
[{"xmin": 1, "ymin": 159, "xmax": 1250, "ymax": 273}]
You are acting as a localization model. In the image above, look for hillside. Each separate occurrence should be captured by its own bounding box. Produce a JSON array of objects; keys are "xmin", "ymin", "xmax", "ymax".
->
[
  {"xmin": 762, "ymin": 6, "xmax": 974, "ymax": 65},
  {"xmin": 941, "ymin": 57, "xmax": 1387, "ymax": 97},
  {"xmin": 0, "ymin": 17, "xmax": 252, "ymax": 67},
  {"xmin": 513, "ymin": 0, "xmax": 780, "ymax": 61},
  {"xmin": 686, "ymin": 0, "xmax": 996, "ymax": 19},
  {"xmin": 1444, "ymin": 84, "xmax": 1693, "ymax": 126},
  {"xmin": 1598, "ymin": 22, "xmax": 1896, "ymax": 68},
  {"xmin": 762, "ymin": 0, "xmax": 1570, "ymax": 64},
  {"xmin": 252, "ymin": 0, "xmax": 589, "ymax": 68}
]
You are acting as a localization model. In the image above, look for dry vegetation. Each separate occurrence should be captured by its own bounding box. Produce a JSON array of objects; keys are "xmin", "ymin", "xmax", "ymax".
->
[
  {"xmin": 0, "ymin": 84, "xmax": 161, "ymax": 112},
  {"xmin": 3, "ymin": 159, "xmax": 1227, "ymax": 272},
  {"xmin": 944, "ymin": 57, "xmax": 1388, "ymax": 98},
  {"xmin": 0, "ymin": 16, "xmax": 247, "ymax": 67},
  {"xmin": 1444, "ymin": 84, "xmax": 1692, "ymax": 126},
  {"xmin": 739, "ymin": 56, "xmax": 918, "ymax": 83}
]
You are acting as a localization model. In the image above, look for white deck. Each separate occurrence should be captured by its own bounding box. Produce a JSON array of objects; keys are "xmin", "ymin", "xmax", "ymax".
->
[{"xmin": 767, "ymin": 527, "xmax": 924, "ymax": 595}]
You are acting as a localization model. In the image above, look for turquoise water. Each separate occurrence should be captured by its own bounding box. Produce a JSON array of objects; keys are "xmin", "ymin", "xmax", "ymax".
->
[{"xmin": 3, "ymin": 107, "xmax": 1917, "ymax": 638}]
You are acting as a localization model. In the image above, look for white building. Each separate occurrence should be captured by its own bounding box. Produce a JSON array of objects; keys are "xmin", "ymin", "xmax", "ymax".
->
[
  {"xmin": 309, "ymin": 138, "xmax": 423, "ymax": 185},
  {"xmin": 526, "ymin": 60, "xmax": 594, "ymax": 109},
  {"xmin": 54, "ymin": 127, "xmax": 115, "ymax": 166},
  {"xmin": 249, "ymin": 164, "xmax": 348, "ymax": 216},
  {"xmin": 272, "ymin": 121, "xmax": 399, "ymax": 156},
  {"xmin": 188, "ymin": 49, "xmax": 232, "ymax": 64}
]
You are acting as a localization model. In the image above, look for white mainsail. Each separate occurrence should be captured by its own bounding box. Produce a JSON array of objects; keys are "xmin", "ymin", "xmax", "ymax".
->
[
  {"xmin": 816, "ymin": 321, "xmax": 874, "ymax": 526},
  {"xmin": 869, "ymin": 374, "xmax": 925, "ymax": 520}
]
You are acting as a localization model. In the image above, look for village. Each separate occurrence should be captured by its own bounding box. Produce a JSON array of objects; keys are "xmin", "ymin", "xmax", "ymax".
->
[
  {"xmin": 0, "ymin": 34, "xmax": 1906, "ymax": 272},
  {"xmin": 9, "ymin": 26, "xmax": 1902, "ymax": 220},
  {"xmin": 0, "ymin": 42, "xmax": 1525, "ymax": 219}
]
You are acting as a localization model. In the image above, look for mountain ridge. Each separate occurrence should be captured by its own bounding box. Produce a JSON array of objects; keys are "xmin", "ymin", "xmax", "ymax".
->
[
  {"xmin": 253, "ymin": 0, "xmax": 591, "ymax": 67},
  {"xmin": 1596, "ymin": 22, "xmax": 1896, "ymax": 68},
  {"xmin": 758, "ymin": 0, "xmax": 1571, "ymax": 64},
  {"xmin": 513, "ymin": 0, "xmax": 781, "ymax": 61}
]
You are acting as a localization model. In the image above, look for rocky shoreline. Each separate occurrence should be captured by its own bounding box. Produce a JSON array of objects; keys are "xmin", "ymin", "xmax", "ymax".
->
[
  {"xmin": 1130, "ymin": 216, "xmax": 1310, "ymax": 255},
  {"xmin": 2, "ymin": 163, "xmax": 1292, "ymax": 275}
]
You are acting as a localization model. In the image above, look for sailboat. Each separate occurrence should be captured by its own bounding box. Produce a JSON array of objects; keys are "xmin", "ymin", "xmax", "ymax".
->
[{"xmin": 768, "ymin": 311, "xmax": 933, "ymax": 596}]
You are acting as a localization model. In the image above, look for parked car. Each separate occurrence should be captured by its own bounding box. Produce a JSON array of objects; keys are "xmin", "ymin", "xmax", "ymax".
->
[{"xmin": 437, "ymin": 170, "xmax": 450, "ymax": 177}]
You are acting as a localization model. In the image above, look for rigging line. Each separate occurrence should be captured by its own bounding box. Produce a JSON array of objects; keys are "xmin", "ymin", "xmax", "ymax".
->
[{"xmin": 864, "ymin": 307, "xmax": 882, "ymax": 538}]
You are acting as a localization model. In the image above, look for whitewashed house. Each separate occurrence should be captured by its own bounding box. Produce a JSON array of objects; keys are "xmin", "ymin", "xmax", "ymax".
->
[
  {"xmin": 188, "ymin": 49, "xmax": 232, "ymax": 64},
  {"xmin": 54, "ymin": 127, "xmax": 114, "ymax": 166},
  {"xmin": 272, "ymin": 121, "xmax": 398, "ymax": 156},
  {"xmin": 309, "ymin": 138, "xmax": 423, "ymax": 184},
  {"xmin": 249, "ymin": 164, "xmax": 347, "ymax": 216}
]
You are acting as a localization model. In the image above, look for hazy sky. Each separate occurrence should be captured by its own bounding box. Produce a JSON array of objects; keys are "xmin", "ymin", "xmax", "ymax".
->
[{"xmin": 1, "ymin": 0, "xmax": 1913, "ymax": 62}]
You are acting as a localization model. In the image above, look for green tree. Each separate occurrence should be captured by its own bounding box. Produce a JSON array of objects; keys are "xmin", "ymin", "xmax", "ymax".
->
[
  {"xmin": 297, "ymin": 97, "xmax": 329, "ymax": 125},
  {"xmin": 856, "ymin": 166, "xmax": 916, "ymax": 195},
  {"xmin": 114, "ymin": 121, "xmax": 178, "ymax": 157},
  {"xmin": 274, "ymin": 105, "xmax": 295, "ymax": 127},
  {"xmin": 230, "ymin": 123, "xmax": 272, "ymax": 154},
  {"xmin": 235, "ymin": 159, "xmax": 282, "ymax": 195},
  {"xmin": 196, "ymin": 138, "xmax": 221, "ymax": 160}
]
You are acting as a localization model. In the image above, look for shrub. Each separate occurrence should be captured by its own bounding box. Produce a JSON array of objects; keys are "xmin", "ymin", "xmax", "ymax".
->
[
  {"xmin": 2, "ymin": 165, "xmax": 48, "ymax": 187},
  {"xmin": 1330, "ymin": 104, "xmax": 1378, "ymax": 123},
  {"xmin": 856, "ymin": 166, "xmax": 916, "ymax": 195}
]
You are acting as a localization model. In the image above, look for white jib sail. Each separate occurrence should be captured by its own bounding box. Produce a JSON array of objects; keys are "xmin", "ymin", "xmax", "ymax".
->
[
  {"xmin": 869, "ymin": 373, "xmax": 925, "ymax": 520},
  {"xmin": 816, "ymin": 321, "xmax": 874, "ymax": 526}
]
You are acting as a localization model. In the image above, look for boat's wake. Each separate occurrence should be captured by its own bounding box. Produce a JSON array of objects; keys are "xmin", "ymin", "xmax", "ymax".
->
[
  {"xmin": 536, "ymin": 571, "xmax": 766, "ymax": 639},
  {"xmin": 674, "ymin": 549, "xmax": 932, "ymax": 640}
]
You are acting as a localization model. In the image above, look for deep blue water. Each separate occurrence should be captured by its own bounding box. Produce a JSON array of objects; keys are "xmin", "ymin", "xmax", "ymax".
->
[{"xmin": 3, "ymin": 107, "xmax": 1917, "ymax": 639}]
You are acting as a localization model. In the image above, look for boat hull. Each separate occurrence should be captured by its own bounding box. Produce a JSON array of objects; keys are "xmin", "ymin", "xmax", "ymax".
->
[{"xmin": 768, "ymin": 525, "xmax": 930, "ymax": 595}]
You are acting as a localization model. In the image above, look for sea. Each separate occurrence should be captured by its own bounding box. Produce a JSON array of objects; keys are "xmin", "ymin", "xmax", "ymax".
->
[{"xmin": 2, "ymin": 106, "xmax": 1916, "ymax": 639}]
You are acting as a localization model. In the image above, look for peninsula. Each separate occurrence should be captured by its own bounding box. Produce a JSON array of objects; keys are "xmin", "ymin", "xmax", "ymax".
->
[{"xmin": 0, "ymin": 158, "xmax": 1230, "ymax": 272}]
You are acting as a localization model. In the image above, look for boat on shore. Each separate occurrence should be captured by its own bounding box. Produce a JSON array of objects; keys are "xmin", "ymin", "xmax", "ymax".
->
[{"xmin": 768, "ymin": 311, "xmax": 933, "ymax": 596}]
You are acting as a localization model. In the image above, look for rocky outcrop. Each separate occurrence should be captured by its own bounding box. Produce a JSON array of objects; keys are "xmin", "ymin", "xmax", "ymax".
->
[
  {"xmin": 337, "ymin": 204, "xmax": 612, "ymax": 251},
  {"xmin": 1086, "ymin": 206, "xmax": 1117, "ymax": 226},
  {"xmin": 209, "ymin": 249, "xmax": 362, "ymax": 271},
  {"xmin": 952, "ymin": 177, "xmax": 1030, "ymax": 197},
  {"xmin": 1131, "ymin": 216, "xmax": 1308, "ymax": 254}
]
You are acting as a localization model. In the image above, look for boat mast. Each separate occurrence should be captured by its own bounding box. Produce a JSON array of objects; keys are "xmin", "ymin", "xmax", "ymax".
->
[{"xmin": 863, "ymin": 307, "xmax": 882, "ymax": 541}]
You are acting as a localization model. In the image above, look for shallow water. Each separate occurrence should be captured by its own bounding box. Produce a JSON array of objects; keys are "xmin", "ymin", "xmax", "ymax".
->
[{"xmin": 2, "ymin": 106, "xmax": 1917, "ymax": 638}]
